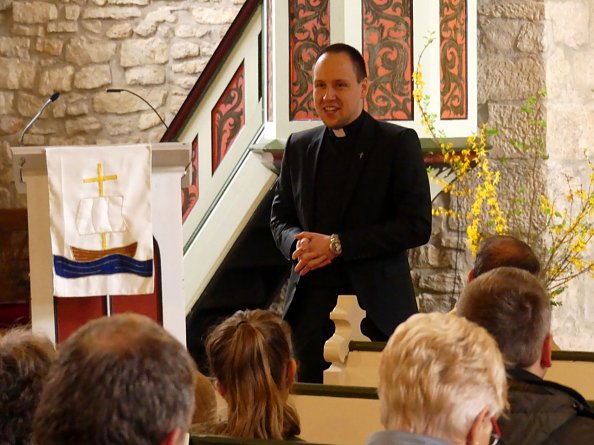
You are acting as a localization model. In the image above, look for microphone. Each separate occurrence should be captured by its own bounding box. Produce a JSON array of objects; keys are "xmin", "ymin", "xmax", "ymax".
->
[
  {"xmin": 19, "ymin": 92, "xmax": 60, "ymax": 145},
  {"xmin": 106, "ymin": 88, "xmax": 169, "ymax": 130}
]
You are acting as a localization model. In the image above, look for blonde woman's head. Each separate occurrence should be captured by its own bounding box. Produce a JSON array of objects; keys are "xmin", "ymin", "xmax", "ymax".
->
[{"xmin": 379, "ymin": 312, "xmax": 507, "ymax": 445}]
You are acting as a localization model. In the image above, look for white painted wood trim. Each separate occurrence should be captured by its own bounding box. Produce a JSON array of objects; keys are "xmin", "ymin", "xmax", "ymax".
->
[
  {"xmin": 183, "ymin": 152, "xmax": 278, "ymax": 312},
  {"xmin": 178, "ymin": 7, "xmax": 264, "ymax": 246}
]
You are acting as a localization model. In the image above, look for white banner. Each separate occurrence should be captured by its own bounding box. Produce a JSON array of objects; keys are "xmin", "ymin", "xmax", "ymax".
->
[{"xmin": 47, "ymin": 145, "xmax": 154, "ymax": 296}]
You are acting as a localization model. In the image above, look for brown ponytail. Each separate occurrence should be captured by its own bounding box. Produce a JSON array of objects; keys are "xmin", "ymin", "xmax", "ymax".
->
[{"xmin": 205, "ymin": 309, "xmax": 300, "ymax": 440}]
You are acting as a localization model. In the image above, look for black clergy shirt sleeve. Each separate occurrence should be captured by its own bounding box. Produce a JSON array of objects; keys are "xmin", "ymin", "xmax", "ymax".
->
[{"xmin": 270, "ymin": 134, "xmax": 303, "ymax": 261}]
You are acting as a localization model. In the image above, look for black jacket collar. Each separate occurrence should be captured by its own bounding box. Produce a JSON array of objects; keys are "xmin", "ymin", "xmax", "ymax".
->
[{"xmin": 507, "ymin": 367, "xmax": 594, "ymax": 418}]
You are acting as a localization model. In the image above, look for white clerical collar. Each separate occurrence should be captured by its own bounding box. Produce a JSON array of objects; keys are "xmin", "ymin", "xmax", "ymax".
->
[{"xmin": 332, "ymin": 128, "xmax": 346, "ymax": 138}]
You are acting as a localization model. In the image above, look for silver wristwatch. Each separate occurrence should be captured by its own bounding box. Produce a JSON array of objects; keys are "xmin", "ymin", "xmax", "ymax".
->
[{"xmin": 330, "ymin": 233, "xmax": 342, "ymax": 256}]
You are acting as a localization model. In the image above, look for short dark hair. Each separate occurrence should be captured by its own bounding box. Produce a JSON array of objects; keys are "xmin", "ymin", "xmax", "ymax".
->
[
  {"xmin": 473, "ymin": 235, "xmax": 541, "ymax": 278},
  {"xmin": 33, "ymin": 314, "xmax": 197, "ymax": 445},
  {"xmin": 457, "ymin": 267, "xmax": 551, "ymax": 369},
  {"xmin": 316, "ymin": 43, "xmax": 367, "ymax": 82},
  {"xmin": 0, "ymin": 328, "xmax": 55, "ymax": 445}
]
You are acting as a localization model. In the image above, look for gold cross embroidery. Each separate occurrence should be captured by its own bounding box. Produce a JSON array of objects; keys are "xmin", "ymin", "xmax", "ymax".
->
[{"xmin": 83, "ymin": 163, "xmax": 117, "ymax": 197}]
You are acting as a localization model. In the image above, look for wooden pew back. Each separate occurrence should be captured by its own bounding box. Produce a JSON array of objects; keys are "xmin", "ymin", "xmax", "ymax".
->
[
  {"xmin": 291, "ymin": 383, "xmax": 381, "ymax": 445},
  {"xmin": 330, "ymin": 341, "xmax": 594, "ymax": 401},
  {"xmin": 205, "ymin": 377, "xmax": 592, "ymax": 445},
  {"xmin": 547, "ymin": 351, "xmax": 594, "ymax": 399},
  {"xmin": 324, "ymin": 295, "xmax": 594, "ymax": 400},
  {"xmin": 190, "ymin": 434, "xmax": 331, "ymax": 445}
]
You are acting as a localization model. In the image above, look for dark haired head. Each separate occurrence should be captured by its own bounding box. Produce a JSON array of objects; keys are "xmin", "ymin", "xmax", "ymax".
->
[
  {"xmin": 473, "ymin": 235, "xmax": 541, "ymax": 278},
  {"xmin": 316, "ymin": 43, "xmax": 367, "ymax": 82},
  {"xmin": 0, "ymin": 328, "xmax": 55, "ymax": 445}
]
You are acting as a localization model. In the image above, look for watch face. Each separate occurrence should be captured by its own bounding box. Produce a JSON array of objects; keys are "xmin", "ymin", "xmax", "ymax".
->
[{"xmin": 331, "ymin": 235, "xmax": 342, "ymax": 255}]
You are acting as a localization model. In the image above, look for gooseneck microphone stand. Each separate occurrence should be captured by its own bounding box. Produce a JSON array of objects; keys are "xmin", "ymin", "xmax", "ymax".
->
[
  {"xmin": 20, "ymin": 92, "xmax": 61, "ymax": 145},
  {"xmin": 105, "ymin": 88, "xmax": 169, "ymax": 130}
]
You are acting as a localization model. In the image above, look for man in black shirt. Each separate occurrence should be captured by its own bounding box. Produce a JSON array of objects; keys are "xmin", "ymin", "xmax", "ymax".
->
[{"xmin": 270, "ymin": 43, "xmax": 431, "ymax": 382}]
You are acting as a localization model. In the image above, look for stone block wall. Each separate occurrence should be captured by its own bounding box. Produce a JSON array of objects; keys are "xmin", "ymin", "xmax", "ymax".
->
[
  {"xmin": 0, "ymin": 0, "xmax": 244, "ymax": 208},
  {"xmin": 545, "ymin": 0, "xmax": 594, "ymax": 350},
  {"xmin": 478, "ymin": 0, "xmax": 546, "ymax": 159},
  {"xmin": 410, "ymin": 0, "xmax": 548, "ymax": 313},
  {"xmin": 411, "ymin": 193, "xmax": 473, "ymax": 314}
]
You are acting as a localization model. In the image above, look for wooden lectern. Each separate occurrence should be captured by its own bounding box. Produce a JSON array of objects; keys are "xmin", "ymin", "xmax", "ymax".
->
[{"xmin": 10, "ymin": 143, "xmax": 190, "ymax": 345}]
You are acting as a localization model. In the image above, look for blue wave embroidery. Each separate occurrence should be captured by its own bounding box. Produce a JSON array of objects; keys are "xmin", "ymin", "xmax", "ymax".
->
[{"xmin": 54, "ymin": 254, "xmax": 153, "ymax": 278}]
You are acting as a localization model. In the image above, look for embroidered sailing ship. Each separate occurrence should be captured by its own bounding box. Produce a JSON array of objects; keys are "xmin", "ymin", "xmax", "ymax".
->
[
  {"xmin": 71, "ymin": 194, "xmax": 137, "ymax": 261},
  {"xmin": 53, "ymin": 162, "xmax": 152, "ymax": 279}
]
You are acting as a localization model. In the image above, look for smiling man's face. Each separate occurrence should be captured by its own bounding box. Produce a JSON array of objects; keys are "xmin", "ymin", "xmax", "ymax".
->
[{"xmin": 313, "ymin": 51, "xmax": 368, "ymax": 130}]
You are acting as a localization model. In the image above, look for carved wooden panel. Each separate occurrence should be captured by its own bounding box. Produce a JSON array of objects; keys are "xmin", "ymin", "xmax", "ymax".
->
[
  {"xmin": 362, "ymin": 0, "xmax": 413, "ymax": 120},
  {"xmin": 440, "ymin": 0, "xmax": 467, "ymax": 119},
  {"xmin": 182, "ymin": 134, "xmax": 199, "ymax": 222},
  {"xmin": 211, "ymin": 62, "xmax": 245, "ymax": 173},
  {"xmin": 289, "ymin": 0, "xmax": 330, "ymax": 120}
]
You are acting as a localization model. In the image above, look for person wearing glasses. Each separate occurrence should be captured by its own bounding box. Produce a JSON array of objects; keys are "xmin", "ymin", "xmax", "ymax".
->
[
  {"xmin": 367, "ymin": 312, "xmax": 507, "ymax": 445},
  {"xmin": 457, "ymin": 267, "xmax": 594, "ymax": 445}
]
